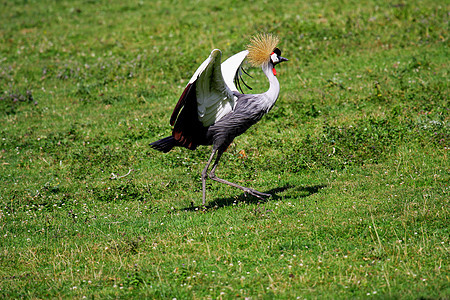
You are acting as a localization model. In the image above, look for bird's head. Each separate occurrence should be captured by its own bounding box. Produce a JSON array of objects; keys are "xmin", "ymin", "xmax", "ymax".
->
[
  {"xmin": 270, "ymin": 48, "xmax": 288, "ymax": 66},
  {"xmin": 247, "ymin": 34, "xmax": 288, "ymax": 76}
]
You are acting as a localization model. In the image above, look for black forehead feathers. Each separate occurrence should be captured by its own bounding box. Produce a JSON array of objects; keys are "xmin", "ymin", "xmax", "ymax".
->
[{"xmin": 273, "ymin": 47, "xmax": 281, "ymax": 56}]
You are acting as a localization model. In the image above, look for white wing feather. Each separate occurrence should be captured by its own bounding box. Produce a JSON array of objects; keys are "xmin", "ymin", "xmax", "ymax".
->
[
  {"xmin": 188, "ymin": 49, "xmax": 248, "ymax": 127},
  {"xmin": 221, "ymin": 50, "xmax": 249, "ymax": 92}
]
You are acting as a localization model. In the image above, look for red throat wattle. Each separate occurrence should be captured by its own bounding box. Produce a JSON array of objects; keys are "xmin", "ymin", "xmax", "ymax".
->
[{"xmin": 272, "ymin": 68, "xmax": 277, "ymax": 76}]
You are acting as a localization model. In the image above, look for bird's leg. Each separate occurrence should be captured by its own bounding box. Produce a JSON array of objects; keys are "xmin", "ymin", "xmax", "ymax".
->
[
  {"xmin": 201, "ymin": 149, "xmax": 217, "ymax": 206},
  {"xmin": 208, "ymin": 151, "xmax": 271, "ymax": 200}
]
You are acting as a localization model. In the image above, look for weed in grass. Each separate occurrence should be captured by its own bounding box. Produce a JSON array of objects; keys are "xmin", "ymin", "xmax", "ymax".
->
[{"xmin": 0, "ymin": 90, "xmax": 36, "ymax": 115}]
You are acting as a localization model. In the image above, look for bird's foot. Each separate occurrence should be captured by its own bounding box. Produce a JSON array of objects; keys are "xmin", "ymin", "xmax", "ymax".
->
[{"xmin": 243, "ymin": 188, "xmax": 271, "ymax": 200}]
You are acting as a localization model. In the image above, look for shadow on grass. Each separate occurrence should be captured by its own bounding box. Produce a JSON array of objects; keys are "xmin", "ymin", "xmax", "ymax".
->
[{"xmin": 180, "ymin": 184, "xmax": 326, "ymax": 212}]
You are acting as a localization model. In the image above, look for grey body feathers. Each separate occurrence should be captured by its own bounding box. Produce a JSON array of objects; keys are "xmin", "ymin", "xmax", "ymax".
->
[{"xmin": 206, "ymin": 92, "xmax": 268, "ymax": 152}]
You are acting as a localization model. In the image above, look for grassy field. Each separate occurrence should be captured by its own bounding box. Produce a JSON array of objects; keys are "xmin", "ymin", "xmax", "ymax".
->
[{"xmin": 1, "ymin": 0, "xmax": 448, "ymax": 298}]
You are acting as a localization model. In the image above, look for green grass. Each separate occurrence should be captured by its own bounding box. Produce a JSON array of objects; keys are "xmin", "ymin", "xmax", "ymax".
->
[{"xmin": 1, "ymin": 0, "xmax": 448, "ymax": 298}]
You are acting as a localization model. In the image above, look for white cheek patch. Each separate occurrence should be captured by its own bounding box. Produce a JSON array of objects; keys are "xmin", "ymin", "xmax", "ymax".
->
[{"xmin": 271, "ymin": 52, "xmax": 279, "ymax": 63}]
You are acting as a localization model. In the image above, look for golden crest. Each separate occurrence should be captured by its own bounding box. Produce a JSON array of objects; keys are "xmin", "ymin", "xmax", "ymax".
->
[{"xmin": 247, "ymin": 33, "xmax": 280, "ymax": 67}]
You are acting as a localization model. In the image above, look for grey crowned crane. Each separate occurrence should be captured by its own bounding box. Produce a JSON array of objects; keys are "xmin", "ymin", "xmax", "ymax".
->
[{"xmin": 150, "ymin": 34, "xmax": 288, "ymax": 205}]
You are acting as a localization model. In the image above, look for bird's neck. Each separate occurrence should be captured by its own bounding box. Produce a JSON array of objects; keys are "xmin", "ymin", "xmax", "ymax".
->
[{"xmin": 262, "ymin": 61, "xmax": 280, "ymax": 111}]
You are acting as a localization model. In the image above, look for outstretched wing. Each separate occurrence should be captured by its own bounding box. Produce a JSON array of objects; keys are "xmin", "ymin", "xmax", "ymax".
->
[
  {"xmin": 169, "ymin": 49, "xmax": 248, "ymax": 150},
  {"xmin": 171, "ymin": 49, "xmax": 249, "ymax": 127}
]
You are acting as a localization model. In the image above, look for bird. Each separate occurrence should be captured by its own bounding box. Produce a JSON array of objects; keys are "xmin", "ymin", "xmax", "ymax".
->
[{"xmin": 150, "ymin": 33, "xmax": 288, "ymax": 205}]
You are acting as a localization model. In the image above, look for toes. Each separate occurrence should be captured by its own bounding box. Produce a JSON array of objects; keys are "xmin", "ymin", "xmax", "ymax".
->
[
  {"xmin": 255, "ymin": 191, "xmax": 271, "ymax": 197},
  {"xmin": 245, "ymin": 189, "xmax": 271, "ymax": 199}
]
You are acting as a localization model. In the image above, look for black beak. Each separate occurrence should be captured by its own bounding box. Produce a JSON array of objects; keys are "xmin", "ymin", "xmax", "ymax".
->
[{"xmin": 279, "ymin": 56, "xmax": 288, "ymax": 62}]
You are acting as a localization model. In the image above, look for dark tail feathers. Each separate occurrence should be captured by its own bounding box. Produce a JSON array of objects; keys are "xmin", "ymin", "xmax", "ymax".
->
[{"xmin": 150, "ymin": 136, "xmax": 177, "ymax": 153}]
